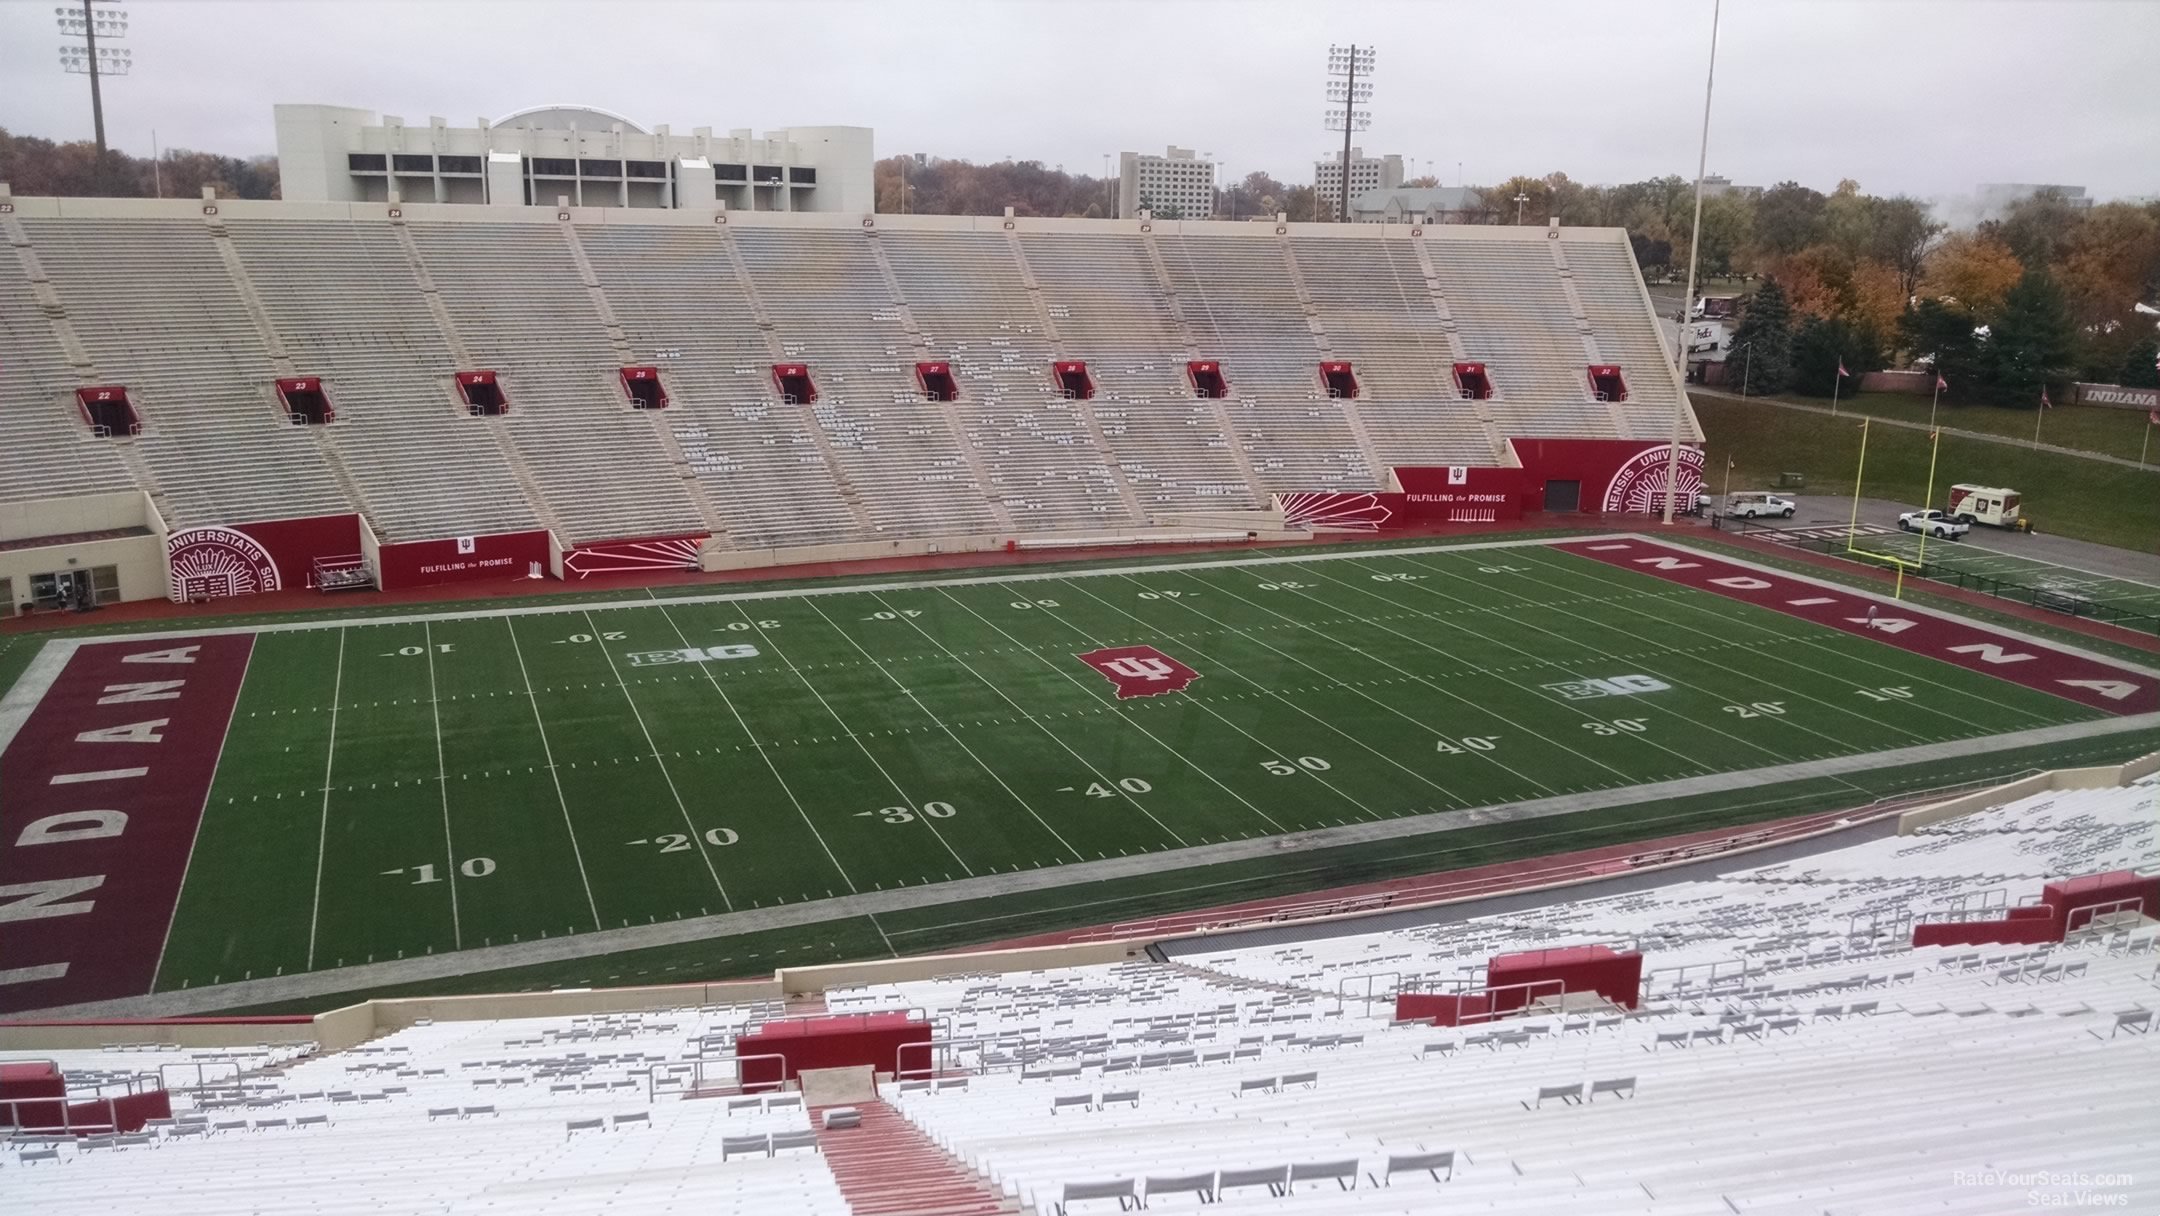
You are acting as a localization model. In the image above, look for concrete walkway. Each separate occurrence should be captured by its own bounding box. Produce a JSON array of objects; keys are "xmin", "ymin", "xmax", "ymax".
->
[
  {"xmin": 32, "ymin": 708, "xmax": 2159, "ymax": 1020},
  {"xmin": 1693, "ymin": 387, "xmax": 2160, "ymax": 474}
]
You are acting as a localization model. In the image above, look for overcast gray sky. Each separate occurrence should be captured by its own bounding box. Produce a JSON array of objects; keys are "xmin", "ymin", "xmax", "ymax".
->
[{"xmin": 3, "ymin": 0, "xmax": 2155, "ymax": 204}]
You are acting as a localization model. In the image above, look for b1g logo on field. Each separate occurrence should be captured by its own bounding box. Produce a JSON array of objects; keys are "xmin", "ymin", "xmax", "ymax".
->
[
  {"xmin": 626, "ymin": 644, "xmax": 759, "ymax": 667},
  {"xmin": 1542, "ymin": 673, "xmax": 1671, "ymax": 701},
  {"xmin": 1078, "ymin": 645, "xmax": 1201, "ymax": 699}
]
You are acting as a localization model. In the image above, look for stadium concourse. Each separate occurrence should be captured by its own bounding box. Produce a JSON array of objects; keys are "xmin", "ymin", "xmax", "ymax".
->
[{"xmin": 1, "ymin": 764, "xmax": 2155, "ymax": 1214}]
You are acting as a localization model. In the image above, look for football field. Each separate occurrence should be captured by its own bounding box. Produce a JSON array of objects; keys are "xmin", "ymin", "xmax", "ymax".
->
[{"xmin": 5, "ymin": 534, "xmax": 2155, "ymax": 1014}]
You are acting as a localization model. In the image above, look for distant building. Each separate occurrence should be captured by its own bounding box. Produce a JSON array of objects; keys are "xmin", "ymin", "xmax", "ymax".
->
[
  {"xmin": 1117, "ymin": 146, "xmax": 1216, "ymax": 219},
  {"xmin": 1700, "ymin": 175, "xmax": 1763, "ymax": 201},
  {"xmin": 273, "ymin": 103, "xmax": 874, "ymax": 213},
  {"xmin": 1977, "ymin": 183, "xmax": 2093, "ymax": 211},
  {"xmin": 1350, "ymin": 186, "xmax": 1488, "ymax": 224},
  {"xmin": 1314, "ymin": 148, "xmax": 1404, "ymax": 214}
]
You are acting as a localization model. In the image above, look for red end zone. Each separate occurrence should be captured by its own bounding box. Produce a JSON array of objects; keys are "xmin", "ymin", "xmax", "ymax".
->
[
  {"xmin": 1556, "ymin": 538, "xmax": 2157, "ymax": 716},
  {"xmin": 0, "ymin": 635, "xmax": 253, "ymax": 1014}
]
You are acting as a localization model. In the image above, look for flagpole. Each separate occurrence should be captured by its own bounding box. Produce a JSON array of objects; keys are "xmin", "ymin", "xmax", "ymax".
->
[
  {"xmin": 1846, "ymin": 416, "xmax": 1869, "ymax": 554},
  {"xmin": 1661, "ymin": 0, "xmax": 1722, "ymax": 526},
  {"xmin": 2142, "ymin": 415, "xmax": 2152, "ymax": 469},
  {"xmin": 1915, "ymin": 426, "xmax": 1943, "ymax": 569},
  {"xmin": 2033, "ymin": 387, "xmax": 2046, "ymax": 447},
  {"xmin": 1830, "ymin": 363, "xmax": 1842, "ymax": 417},
  {"xmin": 1928, "ymin": 364, "xmax": 1942, "ymax": 433}
]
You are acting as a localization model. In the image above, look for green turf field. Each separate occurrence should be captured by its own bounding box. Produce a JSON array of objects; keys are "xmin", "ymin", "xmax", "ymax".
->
[{"xmin": 137, "ymin": 536, "xmax": 2123, "ymax": 995}]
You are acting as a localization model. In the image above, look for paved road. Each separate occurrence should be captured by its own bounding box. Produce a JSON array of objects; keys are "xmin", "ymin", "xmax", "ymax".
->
[{"xmin": 1768, "ymin": 495, "xmax": 2160, "ymax": 586}]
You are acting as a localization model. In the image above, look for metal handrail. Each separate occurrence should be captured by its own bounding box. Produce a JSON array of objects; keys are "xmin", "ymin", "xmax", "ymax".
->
[
  {"xmin": 2065, "ymin": 897, "xmax": 2147, "ymax": 935},
  {"xmin": 643, "ymin": 1052, "xmax": 791, "ymax": 1101},
  {"xmin": 1, "ymin": 1095, "xmax": 119, "ymax": 1135}
]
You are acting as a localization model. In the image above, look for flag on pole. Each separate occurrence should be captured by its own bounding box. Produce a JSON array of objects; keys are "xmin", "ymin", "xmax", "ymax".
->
[
  {"xmin": 1836, "ymin": 360, "xmax": 1849, "ymax": 378},
  {"xmin": 2040, "ymin": 387, "xmax": 2052, "ymax": 409},
  {"xmin": 2150, "ymin": 408, "xmax": 2159, "ymax": 426},
  {"xmin": 1935, "ymin": 373, "xmax": 1948, "ymax": 392}
]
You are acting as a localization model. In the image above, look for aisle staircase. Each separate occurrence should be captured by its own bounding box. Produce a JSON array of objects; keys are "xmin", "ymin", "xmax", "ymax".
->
[{"xmin": 813, "ymin": 1098, "xmax": 1018, "ymax": 1216}]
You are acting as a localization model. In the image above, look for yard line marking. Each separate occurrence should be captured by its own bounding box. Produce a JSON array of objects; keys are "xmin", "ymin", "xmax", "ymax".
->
[
  {"xmin": 936, "ymin": 587, "xmax": 1289, "ymax": 835},
  {"xmin": 505, "ymin": 618, "xmax": 603, "ymax": 930},
  {"xmin": 423, "ymin": 622, "xmax": 461, "ymax": 950},
  {"xmin": 725, "ymin": 603, "xmax": 974, "ymax": 876},
  {"xmin": 304, "ymin": 628, "xmax": 346, "ymax": 971},
  {"xmin": 1077, "ymin": 574, "xmax": 1480, "ymax": 802},
  {"xmin": 1176, "ymin": 571, "xmax": 1635, "ymax": 782},
  {"xmin": 808, "ymin": 595, "xmax": 1088, "ymax": 859},
  {"xmin": 149, "ymin": 636, "xmax": 255, "ymax": 995},
  {"xmin": 855, "ymin": 602, "xmax": 1198, "ymax": 847},
  {"xmin": 1390, "ymin": 552, "xmax": 1919, "ymax": 748},
  {"xmin": 1287, "ymin": 561, "xmax": 1779, "ymax": 772},
  {"xmin": 1519, "ymin": 549, "xmax": 2047, "ymax": 730},
  {"xmin": 649, "ymin": 600, "xmax": 858, "ymax": 895},
  {"xmin": 581, "ymin": 611, "xmax": 734, "ymax": 911},
  {"xmin": 1030, "ymin": 580, "xmax": 1385, "ymax": 823}
]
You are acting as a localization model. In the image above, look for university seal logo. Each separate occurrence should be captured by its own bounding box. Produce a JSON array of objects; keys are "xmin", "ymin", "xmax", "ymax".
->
[
  {"xmin": 1077, "ymin": 645, "xmax": 1201, "ymax": 699},
  {"xmin": 1602, "ymin": 444, "xmax": 1706, "ymax": 514},
  {"xmin": 166, "ymin": 525, "xmax": 280, "ymax": 601}
]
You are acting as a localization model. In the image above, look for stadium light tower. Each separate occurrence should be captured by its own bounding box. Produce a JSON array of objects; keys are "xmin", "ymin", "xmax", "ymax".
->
[
  {"xmin": 1661, "ymin": 0, "xmax": 1722, "ymax": 526},
  {"xmin": 57, "ymin": 3, "xmax": 130, "ymax": 163},
  {"xmin": 1324, "ymin": 44, "xmax": 1374, "ymax": 223}
]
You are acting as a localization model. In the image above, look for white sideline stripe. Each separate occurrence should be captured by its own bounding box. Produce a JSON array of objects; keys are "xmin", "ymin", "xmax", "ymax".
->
[
  {"xmin": 53, "ymin": 536, "xmax": 1589, "ymax": 645},
  {"xmin": 0, "ymin": 638, "xmax": 83, "ymax": 756},
  {"xmin": 150, "ymin": 637, "xmax": 256, "ymax": 994},
  {"xmin": 304, "ymin": 629, "xmax": 347, "ymax": 971}
]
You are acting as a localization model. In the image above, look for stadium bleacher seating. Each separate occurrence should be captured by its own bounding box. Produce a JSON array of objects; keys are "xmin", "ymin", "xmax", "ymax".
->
[
  {"xmin": 9, "ymin": 774, "xmax": 2149, "ymax": 1214},
  {"xmin": 1, "ymin": 204, "xmax": 1699, "ymax": 550}
]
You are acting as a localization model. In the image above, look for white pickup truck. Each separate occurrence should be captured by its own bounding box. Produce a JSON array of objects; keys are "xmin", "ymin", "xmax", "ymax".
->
[{"xmin": 1898, "ymin": 509, "xmax": 1969, "ymax": 540}]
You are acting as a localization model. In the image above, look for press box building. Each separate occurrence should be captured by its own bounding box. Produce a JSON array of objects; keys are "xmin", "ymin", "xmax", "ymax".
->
[{"xmin": 273, "ymin": 104, "xmax": 874, "ymax": 214}]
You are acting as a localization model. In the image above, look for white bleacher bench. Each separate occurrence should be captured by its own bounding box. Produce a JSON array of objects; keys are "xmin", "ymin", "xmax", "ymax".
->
[
  {"xmin": 1143, "ymin": 1172, "xmax": 1215, "ymax": 1204},
  {"xmin": 1051, "ymin": 1093, "xmax": 1093, "ymax": 1114},
  {"xmin": 1217, "ymin": 1164, "xmax": 1291, "ymax": 1198},
  {"xmin": 770, "ymin": 1129, "xmax": 819, "ymax": 1155},
  {"xmin": 612, "ymin": 1112, "xmax": 650, "ymax": 1129},
  {"xmin": 1099, "ymin": 1089, "xmax": 1139, "ymax": 1108},
  {"xmin": 1377, "ymin": 1150, "xmax": 1456, "ymax": 1186},
  {"xmin": 1589, "ymin": 1076, "xmax": 1638, "ymax": 1101},
  {"xmin": 565, "ymin": 1118, "xmax": 605, "ymax": 1137},
  {"xmin": 1529, "ymin": 1082, "xmax": 1585, "ymax": 1108},
  {"xmin": 1055, "ymin": 1178, "xmax": 1136, "ymax": 1213},
  {"xmin": 1289, "ymin": 1159, "xmax": 1360, "ymax": 1192},
  {"xmin": 720, "ymin": 1133, "xmax": 768, "ymax": 1159},
  {"xmin": 427, "ymin": 1107, "xmax": 458, "ymax": 1121},
  {"xmin": 1235, "ymin": 1076, "xmax": 1277, "ymax": 1097},
  {"xmin": 2096, "ymin": 1010, "xmax": 2152, "ymax": 1039},
  {"xmin": 462, "ymin": 1105, "xmax": 496, "ymax": 1118},
  {"xmin": 1280, "ymin": 1070, "xmax": 1319, "ymax": 1088}
]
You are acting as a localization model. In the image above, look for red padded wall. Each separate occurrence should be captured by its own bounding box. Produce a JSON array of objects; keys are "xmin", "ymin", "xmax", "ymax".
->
[{"xmin": 735, "ymin": 1012, "xmax": 932, "ymax": 1086}]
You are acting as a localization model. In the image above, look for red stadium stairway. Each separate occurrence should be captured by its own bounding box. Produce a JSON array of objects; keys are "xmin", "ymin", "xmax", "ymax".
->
[{"xmin": 813, "ymin": 1098, "xmax": 1017, "ymax": 1216}]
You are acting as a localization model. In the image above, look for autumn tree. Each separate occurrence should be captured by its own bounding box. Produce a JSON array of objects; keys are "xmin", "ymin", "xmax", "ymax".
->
[{"xmin": 1919, "ymin": 232, "xmax": 2024, "ymax": 317}]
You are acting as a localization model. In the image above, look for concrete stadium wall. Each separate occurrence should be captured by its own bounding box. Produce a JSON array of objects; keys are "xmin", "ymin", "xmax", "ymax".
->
[
  {"xmin": 777, "ymin": 941, "xmax": 1147, "ymax": 996},
  {"xmin": 0, "ymin": 533, "xmax": 166, "ymax": 614},
  {"xmin": 1896, "ymin": 753, "xmax": 2159, "ymax": 834}
]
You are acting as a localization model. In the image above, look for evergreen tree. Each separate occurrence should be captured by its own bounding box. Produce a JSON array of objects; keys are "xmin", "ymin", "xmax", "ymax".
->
[
  {"xmin": 1727, "ymin": 279, "xmax": 1794, "ymax": 394},
  {"xmin": 1897, "ymin": 298, "xmax": 1983, "ymax": 400},
  {"xmin": 1788, "ymin": 316, "xmax": 1885, "ymax": 397},
  {"xmin": 2117, "ymin": 337, "xmax": 2159, "ymax": 389},
  {"xmin": 1982, "ymin": 269, "xmax": 2077, "ymax": 406}
]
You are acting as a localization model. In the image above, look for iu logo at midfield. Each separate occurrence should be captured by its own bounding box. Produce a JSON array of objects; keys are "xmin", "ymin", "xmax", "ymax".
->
[{"xmin": 1077, "ymin": 645, "xmax": 1201, "ymax": 699}]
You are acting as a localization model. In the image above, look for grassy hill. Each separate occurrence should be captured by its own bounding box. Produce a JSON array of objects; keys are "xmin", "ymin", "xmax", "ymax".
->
[{"xmin": 1693, "ymin": 394, "xmax": 2160, "ymax": 552}]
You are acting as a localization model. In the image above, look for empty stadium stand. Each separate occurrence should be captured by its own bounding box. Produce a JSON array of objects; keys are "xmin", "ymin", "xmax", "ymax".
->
[
  {"xmin": 6, "ymin": 771, "xmax": 2151, "ymax": 1214},
  {"xmin": 1, "ymin": 198, "xmax": 1698, "ymax": 564}
]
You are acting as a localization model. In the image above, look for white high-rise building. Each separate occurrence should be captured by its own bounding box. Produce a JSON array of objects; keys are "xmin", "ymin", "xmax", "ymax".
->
[
  {"xmin": 1117, "ymin": 147, "xmax": 1216, "ymax": 220},
  {"xmin": 1314, "ymin": 148, "xmax": 1405, "ymax": 215},
  {"xmin": 274, "ymin": 104, "xmax": 874, "ymax": 214}
]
